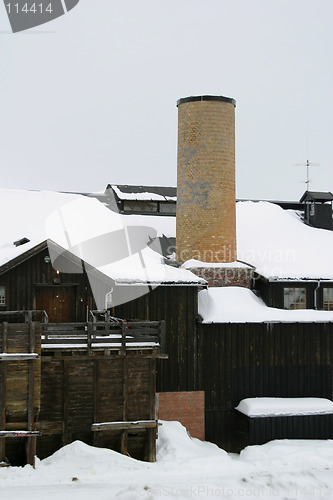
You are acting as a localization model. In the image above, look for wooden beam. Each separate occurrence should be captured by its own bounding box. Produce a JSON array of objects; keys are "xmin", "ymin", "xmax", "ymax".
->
[
  {"xmin": 0, "ymin": 354, "xmax": 39, "ymax": 361},
  {"xmin": 0, "ymin": 431, "xmax": 40, "ymax": 438},
  {"xmin": 91, "ymin": 420, "xmax": 160, "ymax": 432}
]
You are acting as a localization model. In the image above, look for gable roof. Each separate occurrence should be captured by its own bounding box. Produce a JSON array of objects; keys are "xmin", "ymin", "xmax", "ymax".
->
[
  {"xmin": 0, "ymin": 189, "xmax": 204, "ymax": 286},
  {"xmin": 299, "ymin": 191, "xmax": 333, "ymax": 203}
]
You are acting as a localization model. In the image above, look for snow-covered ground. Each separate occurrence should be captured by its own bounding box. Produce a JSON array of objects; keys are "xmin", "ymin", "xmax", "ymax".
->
[{"xmin": 1, "ymin": 421, "xmax": 332, "ymax": 499}]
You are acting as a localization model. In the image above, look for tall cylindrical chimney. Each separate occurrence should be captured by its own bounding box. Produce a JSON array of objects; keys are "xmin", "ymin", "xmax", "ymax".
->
[{"xmin": 176, "ymin": 95, "xmax": 237, "ymax": 264}]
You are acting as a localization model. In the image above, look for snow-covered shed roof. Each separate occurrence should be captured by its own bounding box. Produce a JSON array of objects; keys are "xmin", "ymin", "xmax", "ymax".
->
[{"xmin": 0, "ymin": 189, "xmax": 203, "ymax": 286}]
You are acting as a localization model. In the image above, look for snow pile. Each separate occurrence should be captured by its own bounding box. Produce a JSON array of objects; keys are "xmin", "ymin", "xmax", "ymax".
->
[
  {"xmin": 236, "ymin": 397, "xmax": 333, "ymax": 417},
  {"xmin": 198, "ymin": 286, "xmax": 333, "ymax": 323},
  {"xmin": 237, "ymin": 201, "xmax": 333, "ymax": 279},
  {"xmin": 0, "ymin": 421, "xmax": 332, "ymax": 499},
  {"xmin": 156, "ymin": 420, "xmax": 228, "ymax": 462}
]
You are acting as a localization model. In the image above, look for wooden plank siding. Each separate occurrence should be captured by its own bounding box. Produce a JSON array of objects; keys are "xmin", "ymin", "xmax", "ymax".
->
[
  {"xmin": 197, "ymin": 321, "xmax": 333, "ymax": 451},
  {"xmin": 110, "ymin": 285, "xmax": 199, "ymax": 392},
  {"xmin": 0, "ymin": 245, "xmax": 95, "ymax": 322},
  {"xmin": 37, "ymin": 352, "xmax": 158, "ymax": 462}
]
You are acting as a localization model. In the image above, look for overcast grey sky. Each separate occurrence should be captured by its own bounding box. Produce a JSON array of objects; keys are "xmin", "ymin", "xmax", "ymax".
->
[{"xmin": 0, "ymin": 0, "xmax": 332, "ymax": 200}]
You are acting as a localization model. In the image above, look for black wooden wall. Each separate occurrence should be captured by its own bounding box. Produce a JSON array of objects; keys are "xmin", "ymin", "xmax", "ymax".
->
[
  {"xmin": 111, "ymin": 285, "xmax": 199, "ymax": 392},
  {"xmin": 197, "ymin": 321, "xmax": 333, "ymax": 451},
  {"xmin": 0, "ymin": 245, "xmax": 95, "ymax": 321},
  {"xmin": 112, "ymin": 285, "xmax": 333, "ymax": 452}
]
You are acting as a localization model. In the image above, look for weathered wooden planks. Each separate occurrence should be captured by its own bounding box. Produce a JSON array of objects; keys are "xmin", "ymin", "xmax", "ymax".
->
[{"xmin": 0, "ymin": 322, "xmax": 41, "ymax": 465}]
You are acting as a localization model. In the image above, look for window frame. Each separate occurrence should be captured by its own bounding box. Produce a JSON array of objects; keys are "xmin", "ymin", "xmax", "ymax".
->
[
  {"xmin": 283, "ymin": 287, "xmax": 306, "ymax": 310},
  {"xmin": 323, "ymin": 287, "xmax": 333, "ymax": 311},
  {"xmin": 0, "ymin": 285, "xmax": 6, "ymax": 306}
]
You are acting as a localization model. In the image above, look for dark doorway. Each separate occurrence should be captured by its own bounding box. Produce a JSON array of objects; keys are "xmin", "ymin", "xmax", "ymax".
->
[{"xmin": 35, "ymin": 286, "xmax": 76, "ymax": 322}]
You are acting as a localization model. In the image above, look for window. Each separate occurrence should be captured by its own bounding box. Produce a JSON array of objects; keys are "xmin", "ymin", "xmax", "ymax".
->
[
  {"xmin": 123, "ymin": 200, "xmax": 158, "ymax": 213},
  {"xmin": 323, "ymin": 288, "xmax": 333, "ymax": 311},
  {"xmin": 159, "ymin": 201, "xmax": 176, "ymax": 214},
  {"xmin": 284, "ymin": 287, "xmax": 306, "ymax": 309},
  {"xmin": 0, "ymin": 286, "xmax": 6, "ymax": 305}
]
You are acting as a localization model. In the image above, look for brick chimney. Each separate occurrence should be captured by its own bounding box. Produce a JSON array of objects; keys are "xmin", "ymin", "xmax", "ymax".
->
[{"xmin": 176, "ymin": 95, "xmax": 237, "ymax": 265}]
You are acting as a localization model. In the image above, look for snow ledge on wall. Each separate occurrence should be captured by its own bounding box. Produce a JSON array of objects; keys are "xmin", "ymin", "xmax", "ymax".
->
[{"xmin": 198, "ymin": 287, "xmax": 333, "ymax": 323}]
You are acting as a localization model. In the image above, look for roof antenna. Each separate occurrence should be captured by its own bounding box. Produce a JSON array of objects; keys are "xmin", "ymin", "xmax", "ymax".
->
[
  {"xmin": 294, "ymin": 123, "xmax": 319, "ymax": 190},
  {"xmin": 295, "ymin": 159, "xmax": 320, "ymax": 190}
]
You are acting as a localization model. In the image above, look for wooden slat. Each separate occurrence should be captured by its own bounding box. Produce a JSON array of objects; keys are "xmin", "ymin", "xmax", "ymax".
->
[
  {"xmin": 0, "ymin": 431, "xmax": 40, "ymax": 438},
  {"xmin": 92, "ymin": 420, "xmax": 160, "ymax": 431},
  {"xmin": 0, "ymin": 354, "xmax": 39, "ymax": 361}
]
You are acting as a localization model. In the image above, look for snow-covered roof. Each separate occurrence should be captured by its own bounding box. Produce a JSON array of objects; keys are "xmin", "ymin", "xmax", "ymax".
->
[
  {"xmin": 108, "ymin": 184, "xmax": 177, "ymax": 202},
  {"xmin": 236, "ymin": 201, "xmax": 333, "ymax": 280},
  {"xmin": 2, "ymin": 190, "xmax": 333, "ymax": 283},
  {"xmin": 235, "ymin": 397, "xmax": 333, "ymax": 418},
  {"xmin": 0, "ymin": 189, "xmax": 203, "ymax": 286},
  {"xmin": 198, "ymin": 287, "xmax": 333, "ymax": 323}
]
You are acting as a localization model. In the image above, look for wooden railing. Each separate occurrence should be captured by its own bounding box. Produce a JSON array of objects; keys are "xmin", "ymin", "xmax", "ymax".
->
[{"xmin": 41, "ymin": 320, "xmax": 166, "ymax": 355}]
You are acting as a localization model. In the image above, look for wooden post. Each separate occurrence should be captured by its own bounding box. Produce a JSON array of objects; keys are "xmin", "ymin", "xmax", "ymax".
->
[
  {"xmin": 62, "ymin": 359, "xmax": 69, "ymax": 446},
  {"xmin": 159, "ymin": 320, "xmax": 166, "ymax": 356},
  {"xmin": 0, "ymin": 323, "xmax": 8, "ymax": 462},
  {"xmin": 93, "ymin": 360, "xmax": 99, "ymax": 447},
  {"xmin": 26, "ymin": 322, "xmax": 36, "ymax": 467},
  {"xmin": 148, "ymin": 358, "xmax": 157, "ymax": 462},
  {"xmin": 121, "ymin": 358, "xmax": 128, "ymax": 456},
  {"xmin": 121, "ymin": 322, "xmax": 126, "ymax": 356},
  {"xmin": 87, "ymin": 322, "xmax": 93, "ymax": 356}
]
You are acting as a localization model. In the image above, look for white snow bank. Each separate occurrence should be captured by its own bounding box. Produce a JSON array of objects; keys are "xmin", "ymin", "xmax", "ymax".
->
[
  {"xmin": 0, "ymin": 421, "xmax": 332, "ymax": 500},
  {"xmin": 156, "ymin": 420, "xmax": 229, "ymax": 462},
  {"xmin": 198, "ymin": 286, "xmax": 333, "ymax": 323},
  {"xmin": 236, "ymin": 397, "xmax": 333, "ymax": 418},
  {"xmin": 237, "ymin": 201, "xmax": 333, "ymax": 279},
  {"xmin": 240, "ymin": 438, "xmax": 333, "ymax": 471}
]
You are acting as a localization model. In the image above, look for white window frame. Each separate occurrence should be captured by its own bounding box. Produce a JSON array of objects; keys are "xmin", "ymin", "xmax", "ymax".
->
[
  {"xmin": 284, "ymin": 287, "xmax": 306, "ymax": 310},
  {"xmin": 323, "ymin": 288, "xmax": 333, "ymax": 311}
]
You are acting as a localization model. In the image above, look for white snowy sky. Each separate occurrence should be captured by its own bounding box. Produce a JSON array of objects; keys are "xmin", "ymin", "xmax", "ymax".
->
[{"xmin": 0, "ymin": 0, "xmax": 332, "ymax": 200}]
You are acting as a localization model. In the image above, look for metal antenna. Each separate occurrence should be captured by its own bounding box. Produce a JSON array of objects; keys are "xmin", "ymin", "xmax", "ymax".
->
[{"xmin": 294, "ymin": 159, "xmax": 320, "ymax": 190}]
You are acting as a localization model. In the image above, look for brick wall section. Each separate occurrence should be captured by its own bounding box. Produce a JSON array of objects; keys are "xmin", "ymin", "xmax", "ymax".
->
[
  {"xmin": 176, "ymin": 97, "xmax": 237, "ymax": 264},
  {"xmin": 188, "ymin": 267, "xmax": 254, "ymax": 288},
  {"xmin": 157, "ymin": 391, "xmax": 205, "ymax": 440}
]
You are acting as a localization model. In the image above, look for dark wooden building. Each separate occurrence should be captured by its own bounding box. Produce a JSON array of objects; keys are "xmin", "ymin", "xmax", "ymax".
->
[
  {"xmin": 255, "ymin": 277, "xmax": 333, "ymax": 311},
  {"xmin": 300, "ymin": 191, "xmax": 333, "ymax": 230}
]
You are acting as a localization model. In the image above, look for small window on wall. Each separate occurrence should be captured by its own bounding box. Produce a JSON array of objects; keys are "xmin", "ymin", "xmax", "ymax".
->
[
  {"xmin": 284, "ymin": 287, "xmax": 306, "ymax": 309},
  {"xmin": 323, "ymin": 288, "xmax": 333, "ymax": 311},
  {"xmin": 0, "ymin": 286, "xmax": 6, "ymax": 305}
]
